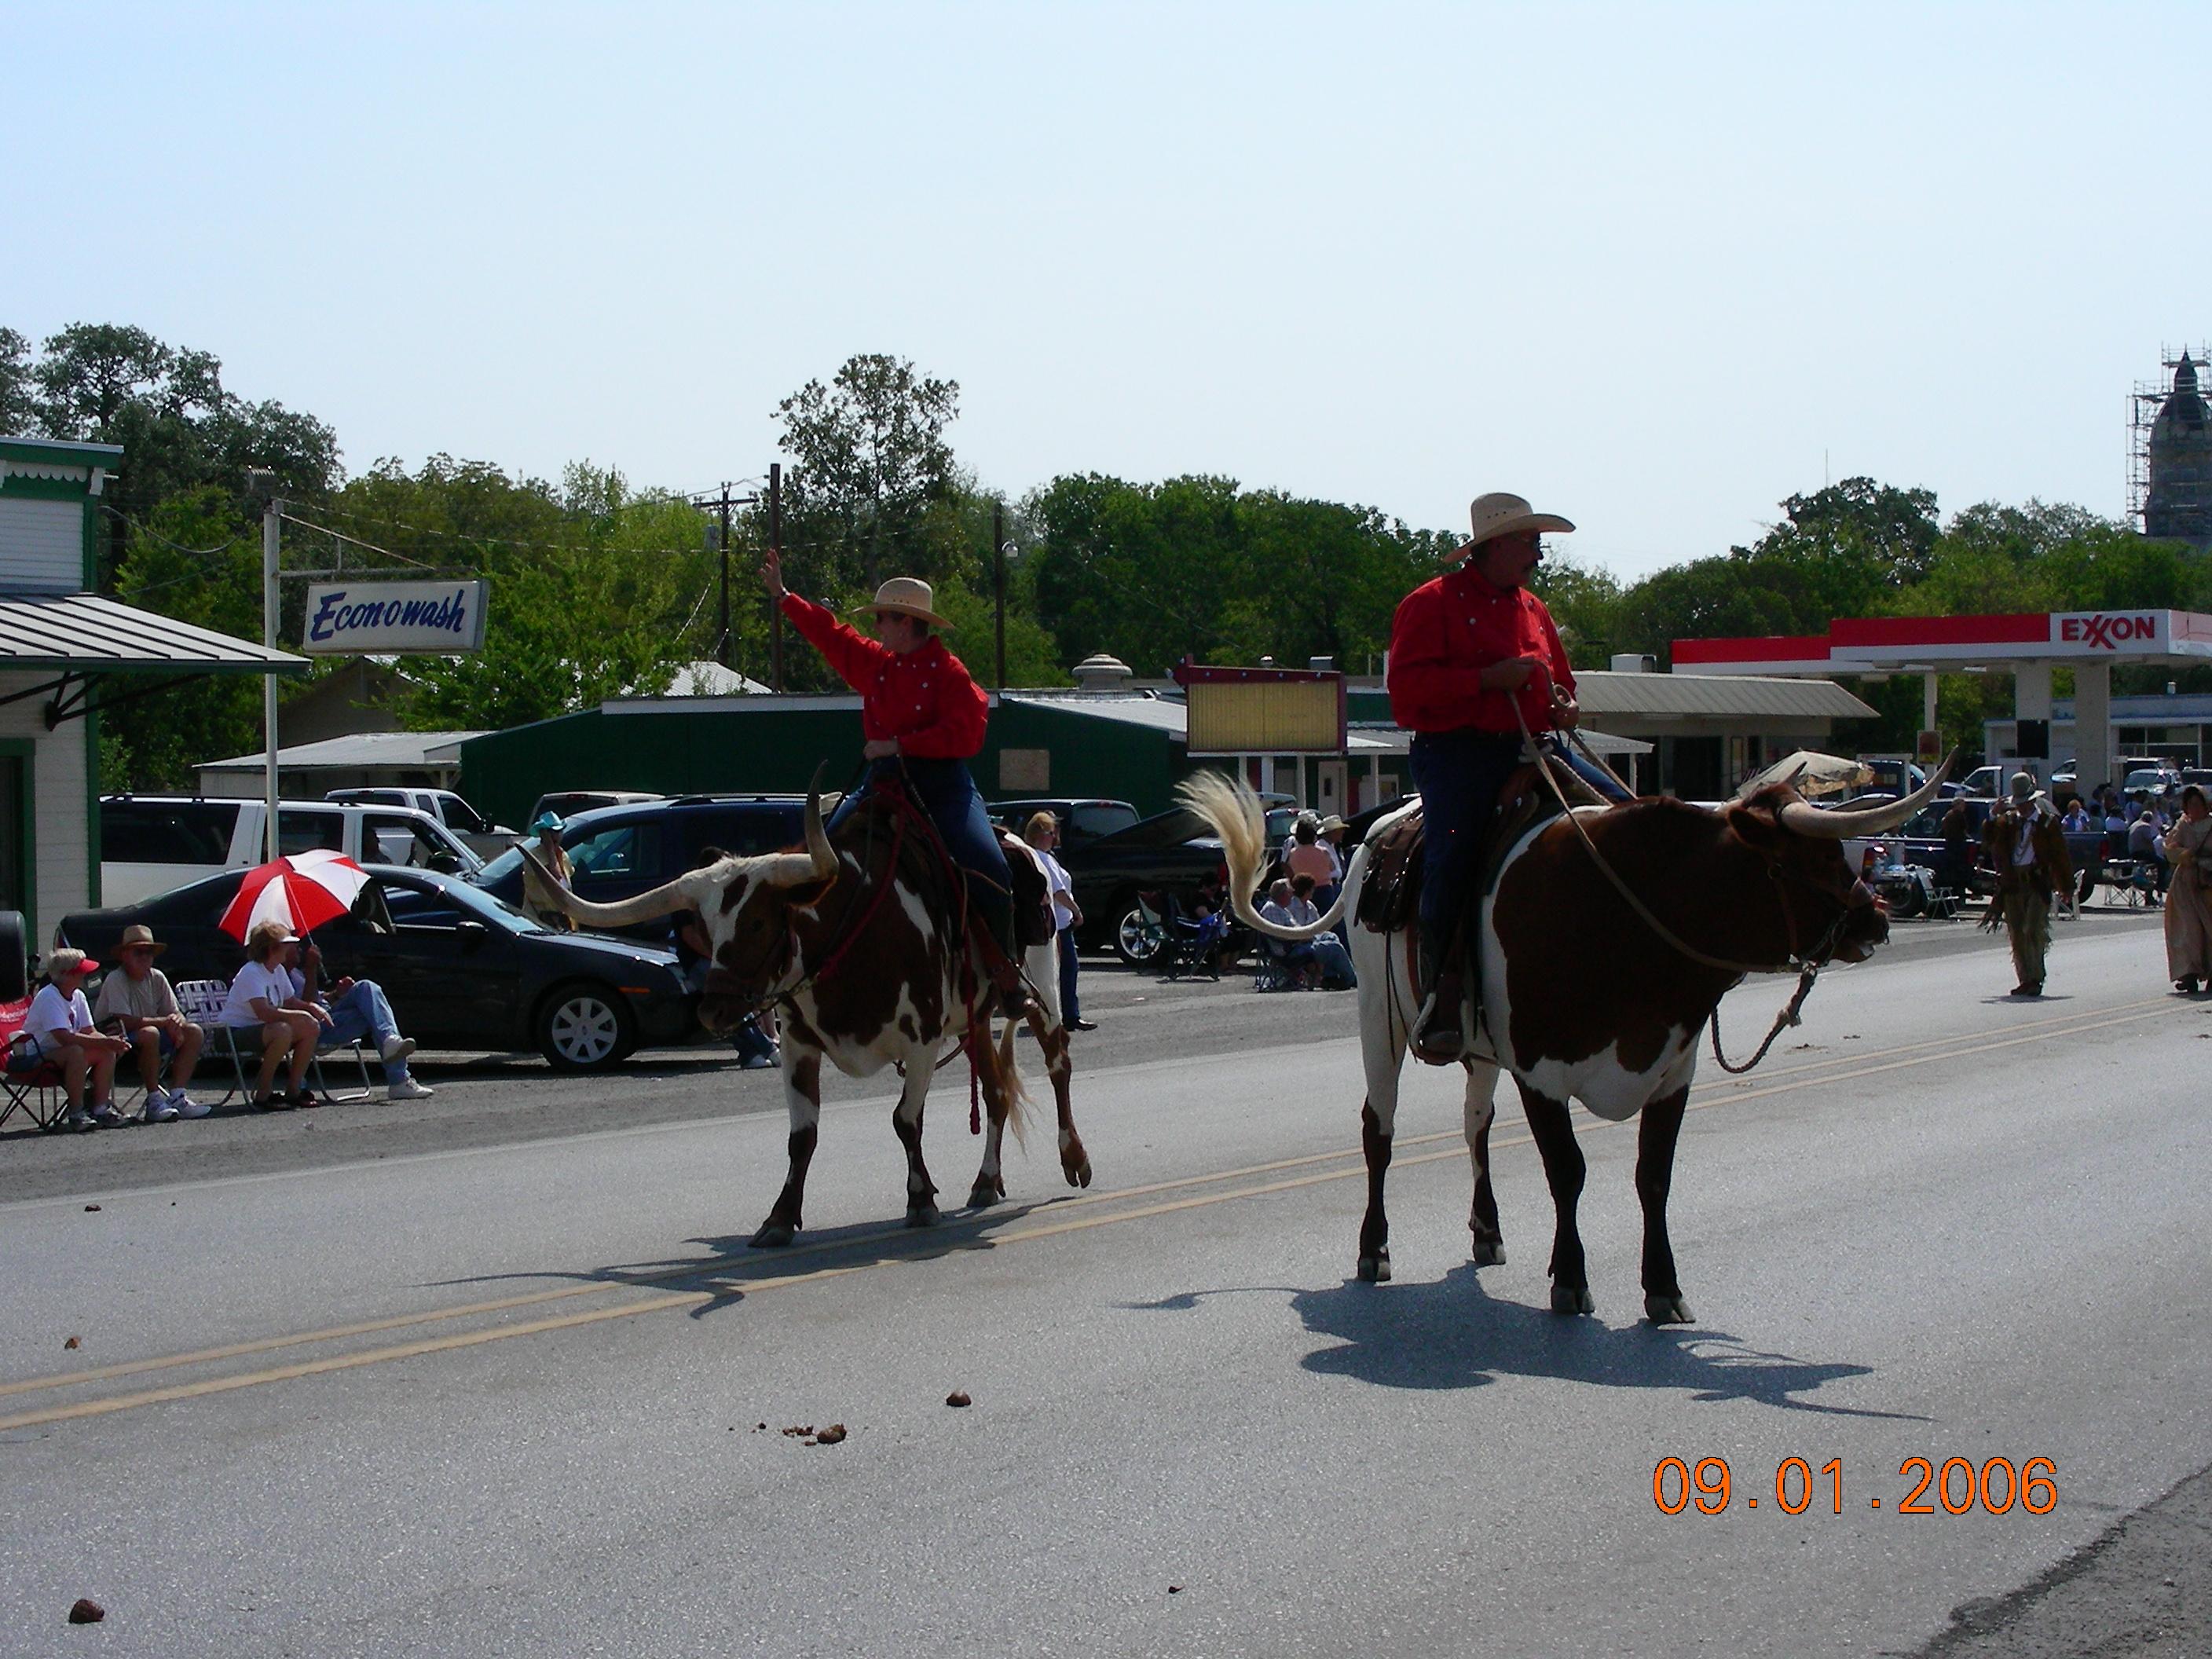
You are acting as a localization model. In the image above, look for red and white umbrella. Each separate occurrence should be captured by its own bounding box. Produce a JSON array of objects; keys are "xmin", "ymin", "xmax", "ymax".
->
[{"xmin": 218, "ymin": 850, "xmax": 373, "ymax": 943}]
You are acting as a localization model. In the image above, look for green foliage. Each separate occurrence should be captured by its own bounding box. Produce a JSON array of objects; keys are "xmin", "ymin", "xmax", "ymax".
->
[
  {"xmin": 12, "ymin": 321, "xmax": 340, "ymax": 584},
  {"xmin": 317, "ymin": 457, "xmax": 719, "ymax": 731},
  {"xmin": 1024, "ymin": 473, "xmax": 1448, "ymax": 679}
]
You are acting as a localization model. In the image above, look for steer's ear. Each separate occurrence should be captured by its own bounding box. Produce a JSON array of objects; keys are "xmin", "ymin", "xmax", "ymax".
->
[
  {"xmin": 1723, "ymin": 801, "xmax": 1783, "ymax": 852},
  {"xmin": 698, "ymin": 844, "xmax": 726, "ymax": 863}
]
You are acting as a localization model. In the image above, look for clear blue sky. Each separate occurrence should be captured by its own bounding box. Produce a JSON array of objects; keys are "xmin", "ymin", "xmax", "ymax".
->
[{"xmin": 9, "ymin": 2, "xmax": 2207, "ymax": 580}]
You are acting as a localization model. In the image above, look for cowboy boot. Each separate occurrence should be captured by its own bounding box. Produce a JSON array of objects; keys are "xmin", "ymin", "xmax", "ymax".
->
[{"xmin": 1410, "ymin": 917, "xmax": 1466, "ymax": 1064}]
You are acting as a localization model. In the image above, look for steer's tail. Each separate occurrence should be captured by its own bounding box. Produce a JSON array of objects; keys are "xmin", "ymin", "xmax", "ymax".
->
[
  {"xmin": 1176, "ymin": 773, "xmax": 1372, "ymax": 943},
  {"xmin": 983, "ymin": 1005, "xmax": 1032, "ymax": 1149}
]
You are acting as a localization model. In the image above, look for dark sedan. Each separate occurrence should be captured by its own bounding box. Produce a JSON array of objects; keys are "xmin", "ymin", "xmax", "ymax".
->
[{"xmin": 56, "ymin": 866, "xmax": 698, "ymax": 1072}]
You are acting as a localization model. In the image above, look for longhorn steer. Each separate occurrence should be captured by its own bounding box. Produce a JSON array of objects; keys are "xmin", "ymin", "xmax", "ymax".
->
[
  {"xmin": 526, "ymin": 789, "xmax": 1090, "ymax": 1246},
  {"xmin": 1182, "ymin": 763, "xmax": 1948, "ymax": 1321}
]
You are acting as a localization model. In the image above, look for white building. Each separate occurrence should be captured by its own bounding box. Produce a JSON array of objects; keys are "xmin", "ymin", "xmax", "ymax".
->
[{"xmin": 0, "ymin": 436, "xmax": 305, "ymax": 944}]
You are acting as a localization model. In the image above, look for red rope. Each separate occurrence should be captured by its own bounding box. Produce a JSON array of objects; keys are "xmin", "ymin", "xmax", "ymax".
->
[{"xmin": 806, "ymin": 808, "xmax": 906, "ymax": 990}]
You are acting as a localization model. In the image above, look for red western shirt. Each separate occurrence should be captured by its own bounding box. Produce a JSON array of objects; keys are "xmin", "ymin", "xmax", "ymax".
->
[
  {"xmin": 780, "ymin": 593, "xmax": 990, "ymax": 760},
  {"xmin": 1386, "ymin": 564, "xmax": 1576, "ymax": 735}
]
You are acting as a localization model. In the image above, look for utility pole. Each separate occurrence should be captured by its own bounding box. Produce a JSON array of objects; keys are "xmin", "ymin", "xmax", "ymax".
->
[
  {"xmin": 768, "ymin": 463, "xmax": 785, "ymax": 693},
  {"xmin": 716, "ymin": 485, "xmax": 733, "ymax": 668},
  {"xmin": 689, "ymin": 482, "xmax": 760, "ymax": 673},
  {"xmin": 992, "ymin": 501, "xmax": 1006, "ymax": 689},
  {"xmin": 259, "ymin": 486, "xmax": 282, "ymax": 861}
]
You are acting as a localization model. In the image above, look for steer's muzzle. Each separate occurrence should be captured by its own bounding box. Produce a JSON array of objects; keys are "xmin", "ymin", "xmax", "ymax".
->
[
  {"xmin": 1831, "ymin": 877, "xmax": 1890, "ymax": 963},
  {"xmin": 697, "ymin": 965, "xmax": 756, "ymax": 1036}
]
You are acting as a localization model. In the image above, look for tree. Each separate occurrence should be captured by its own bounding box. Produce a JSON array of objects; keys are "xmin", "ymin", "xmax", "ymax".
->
[
  {"xmin": 775, "ymin": 354, "xmax": 966, "ymax": 599},
  {"xmin": 0, "ymin": 328, "xmax": 35, "ymax": 432},
  {"xmin": 15, "ymin": 321, "xmax": 341, "ymax": 585}
]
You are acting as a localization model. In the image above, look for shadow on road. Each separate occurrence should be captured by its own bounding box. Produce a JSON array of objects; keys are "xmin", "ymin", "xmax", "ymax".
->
[
  {"xmin": 1136, "ymin": 1265, "xmax": 1925, "ymax": 1419},
  {"xmin": 436, "ymin": 1196, "xmax": 1079, "ymax": 1320}
]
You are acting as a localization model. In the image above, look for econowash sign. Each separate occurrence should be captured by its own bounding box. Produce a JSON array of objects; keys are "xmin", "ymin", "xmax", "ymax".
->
[{"xmin": 302, "ymin": 581, "xmax": 489, "ymax": 655}]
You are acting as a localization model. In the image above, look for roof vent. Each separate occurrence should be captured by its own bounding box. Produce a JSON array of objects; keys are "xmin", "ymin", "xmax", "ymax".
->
[
  {"xmin": 1071, "ymin": 654, "xmax": 1133, "ymax": 692},
  {"xmin": 1308, "ymin": 656, "xmax": 1335, "ymax": 672},
  {"xmin": 1610, "ymin": 652, "xmax": 1658, "ymax": 674}
]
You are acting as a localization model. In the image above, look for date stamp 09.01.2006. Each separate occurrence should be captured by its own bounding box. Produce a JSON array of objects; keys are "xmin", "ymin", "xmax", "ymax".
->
[{"xmin": 1653, "ymin": 1457, "xmax": 2056, "ymax": 1518}]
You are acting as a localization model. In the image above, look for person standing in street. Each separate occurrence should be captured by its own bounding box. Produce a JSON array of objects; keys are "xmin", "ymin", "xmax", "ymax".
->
[
  {"xmin": 522, "ymin": 813, "xmax": 575, "ymax": 931},
  {"xmin": 1025, "ymin": 813, "xmax": 1094, "ymax": 1030},
  {"xmin": 2163, "ymin": 786, "xmax": 2212, "ymax": 994},
  {"xmin": 1981, "ymin": 771, "xmax": 2073, "ymax": 998}
]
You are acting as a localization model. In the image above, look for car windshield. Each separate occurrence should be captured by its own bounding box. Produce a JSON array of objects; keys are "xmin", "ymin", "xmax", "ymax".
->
[
  {"xmin": 371, "ymin": 868, "xmax": 547, "ymax": 933},
  {"xmin": 476, "ymin": 845, "xmax": 525, "ymax": 884}
]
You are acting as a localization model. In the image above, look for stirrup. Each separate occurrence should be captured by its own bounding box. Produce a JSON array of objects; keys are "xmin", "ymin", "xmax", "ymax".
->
[{"xmin": 1410, "ymin": 985, "xmax": 1467, "ymax": 1064}]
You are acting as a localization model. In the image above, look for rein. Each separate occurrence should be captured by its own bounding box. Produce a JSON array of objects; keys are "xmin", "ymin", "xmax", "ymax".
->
[{"xmin": 1511, "ymin": 701, "xmax": 1852, "ymax": 1075}]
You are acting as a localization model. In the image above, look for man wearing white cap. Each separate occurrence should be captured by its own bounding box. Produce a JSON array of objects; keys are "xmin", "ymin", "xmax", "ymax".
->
[
  {"xmin": 1388, "ymin": 492, "xmax": 1603, "ymax": 1061},
  {"xmin": 763, "ymin": 551, "xmax": 1026, "ymax": 1013}
]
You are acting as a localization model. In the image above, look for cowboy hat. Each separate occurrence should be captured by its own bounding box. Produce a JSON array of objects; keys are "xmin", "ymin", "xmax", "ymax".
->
[
  {"xmin": 849, "ymin": 577, "xmax": 954, "ymax": 629},
  {"xmin": 532, "ymin": 811, "xmax": 565, "ymax": 833},
  {"xmin": 1448, "ymin": 492, "xmax": 1576, "ymax": 562},
  {"xmin": 117, "ymin": 924, "xmax": 167, "ymax": 958},
  {"xmin": 2009, "ymin": 771, "xmax": 2037, "ymax": 801}
]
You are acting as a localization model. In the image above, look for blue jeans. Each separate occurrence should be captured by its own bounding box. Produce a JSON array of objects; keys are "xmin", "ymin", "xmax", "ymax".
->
[
  {"xmin": 1057, "ymin": 928, "xmax": 1081, "ymax": 1022},
  {"xmin": 830, "ymin": 756, "xmax": 1015, "ymax": 947},
  {"xmin": 1408, "ymin": 730, "xmax": 1526, "ymax": 955},
  {"xmin": 1310, "ymin": 932, "xmax": 1357, "ymax": 987},
  {"xmin": 322, "ymin": 980, "xmax": 408, "ymax": 1083}
]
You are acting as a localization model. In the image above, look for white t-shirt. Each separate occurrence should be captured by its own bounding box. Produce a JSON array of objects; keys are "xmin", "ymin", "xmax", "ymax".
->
[
  {"xmin": 220, "ymin": 961, "xmax": 295, "ymax": 1028},
  {"xmin": 1035, "ymin": 848, "xmax": 1075, "ymax": 932},
  {"xmin": 24, "ymin": 984, "xmax": 93, "ymax": 1050}
]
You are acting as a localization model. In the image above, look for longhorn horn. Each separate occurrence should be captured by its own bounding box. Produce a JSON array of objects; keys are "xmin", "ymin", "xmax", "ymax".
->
[
  {"xmin": 516, "ymin": 843, "xmax": 696, "ymax": 928},
  {"xmin": 1775, "ymin": 749, "xmax": 1957, "ymax": 839},
  {"xmin": 760, "ymin": 775, "xmax": 840, "ymax": 888}
]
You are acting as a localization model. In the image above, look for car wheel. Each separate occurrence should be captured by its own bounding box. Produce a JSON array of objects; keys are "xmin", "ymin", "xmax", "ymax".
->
[
  {"xmin": 1113, "ymin": 902, "xmax": 1165, "ymax": 969},
  {"xmin": 0, "ymin": 911, "xmax": 25, "ymax": 1003},
  {"xmin": 537, "ymin": 982, "xmax": 635, "ymax": 1071}
]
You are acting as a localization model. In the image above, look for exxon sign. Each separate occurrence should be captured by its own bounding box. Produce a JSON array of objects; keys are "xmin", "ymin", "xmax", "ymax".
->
[
  {"xmin": 302, "ymin": 580, "xmax": 489, "ymax": 655},
  {"xmin": 2050, "ymin": 610, "xmax": 2168, "ymax": 653}
]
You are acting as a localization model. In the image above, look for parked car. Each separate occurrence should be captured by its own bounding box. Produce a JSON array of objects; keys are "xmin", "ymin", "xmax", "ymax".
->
[
  {"xmin": 526, "ymin": 789, "xmax": 665, "ymax": 826},
  {"xmin": 1050, "ymin": 801, "xmax": 1297, "ymax": 965},
  {"xmin": 324, "ymin": 787, "xmax": 516, "ymax": 859},
  {"xmin": 986, "ymin": 798, "xmax": 1141, "ymax": 847},
  {"xmin": 473, "ymin": 794, "xmax": 808, "ymax": 943},
  {"xmin": 1843, "ymin": 797, "xmax": 2114, "ymax": 906},
  {"xmin": 2120, "ymin": 765, "xmax": 2183, "ymax": 798},
  {"xmin": 100, "ymin": 796, "xmax": 484, "ymax": 909},
  {"xmin": 55, "ymin": 866, "xmax": 696, "ymax": 1071}
]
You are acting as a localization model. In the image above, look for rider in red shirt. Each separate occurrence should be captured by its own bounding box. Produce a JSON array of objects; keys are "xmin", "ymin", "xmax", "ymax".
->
[
  {"xmin": 1387, "ymin": 492, "xmax": 1596, "ymax": 1062},
  {"xmin": 766, "ymin": 551, "xmax": 1024, "ymax": 1012}
]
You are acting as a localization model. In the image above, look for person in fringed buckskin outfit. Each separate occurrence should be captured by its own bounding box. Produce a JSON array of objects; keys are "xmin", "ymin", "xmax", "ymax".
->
[
  {"xmin": 1980, "ymin": 771, "xmax": 2073, "ymax": 997},
  {"xmin": 2163, "ymin": 784, "xmax": 2212, "ymax": 994},
  {"xmin": 764, "ymin": 549, "xmax": 1027, "ymax": 1014}
]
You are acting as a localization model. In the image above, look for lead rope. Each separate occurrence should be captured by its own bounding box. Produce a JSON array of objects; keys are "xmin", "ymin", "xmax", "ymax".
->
[{"xmin": 1510, "ymin": 699, "xmax": 1826, "ymax": 1075}]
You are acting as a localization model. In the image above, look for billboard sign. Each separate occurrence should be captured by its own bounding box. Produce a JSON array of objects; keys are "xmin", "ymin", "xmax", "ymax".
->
[{"xmin": 302, "ymin": 580, "xmax": 489, "ymax": 655}]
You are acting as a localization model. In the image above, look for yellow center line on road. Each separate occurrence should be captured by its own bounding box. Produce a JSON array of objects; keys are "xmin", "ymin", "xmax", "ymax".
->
[
  {"xmin": 5, "ymin": 995, "xmax": 2157, "ymax": 1406},
  {"xmin": 2, "ymin": 994, "xmax": 2196, "ymax": 1433}
]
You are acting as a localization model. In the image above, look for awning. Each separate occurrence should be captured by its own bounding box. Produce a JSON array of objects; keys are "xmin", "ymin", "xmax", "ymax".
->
[{"xmin": 0, "ymin": 591, "xmax": 308, "ymax": 727}]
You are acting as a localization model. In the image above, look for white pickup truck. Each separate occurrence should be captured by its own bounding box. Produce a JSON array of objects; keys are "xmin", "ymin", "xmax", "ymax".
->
[{"xmin": 99, "ymin": 796, "xmax": 485, "ymax": 908}]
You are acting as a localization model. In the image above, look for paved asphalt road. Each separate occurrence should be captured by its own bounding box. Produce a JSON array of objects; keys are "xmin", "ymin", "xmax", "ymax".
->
[{"xmin": 2, "ymin": 907, "xmax": 2206, "ymax": 1657}]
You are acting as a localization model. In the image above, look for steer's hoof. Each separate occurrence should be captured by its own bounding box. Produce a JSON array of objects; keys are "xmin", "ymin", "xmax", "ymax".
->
[
  {"xmin": 965, "ymin": 1178, "xmax": 1002, "ymax": 1210},
  {"xmin": 1550, "ymin": 1284, "xmax": 1595, "ymax": 1316},
  {"xmin": 905, "ymin": 1201, "xmax": 941, "ymax": 1229},
  {"xmin": 1063, "ymin": 1156, "xmax": 1093, "ymax": 1189},
  {"xmin": 749, "ymin": 1219, "xmax": 797, "ymax": 1249},
  {"xmin": 1356, "ymin": 1251, "xmax": 1392, "ymax": 1284},
  {"xmin": 1644, "ymin": 1293, "xmax": 1695, "ymax": 1325},
  {"xmin": 1469, "ymin": 1239, "xmax": 1507, "ymax": 1267}
]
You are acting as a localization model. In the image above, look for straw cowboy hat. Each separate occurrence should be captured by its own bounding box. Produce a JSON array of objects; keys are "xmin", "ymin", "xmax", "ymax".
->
[
  {"xmin": 117, "ymin": 924, "xmax": 167, "ymax": 958},
  {"xmin": 850, "ymin": 577, "xmax": 954, "ymax": 629},
  {"xmin": 1449, "ymin": 492, "xmax": 1576, "ymax": 561}
]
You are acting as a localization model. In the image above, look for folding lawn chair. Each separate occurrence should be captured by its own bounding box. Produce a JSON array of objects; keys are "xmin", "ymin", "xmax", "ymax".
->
[
  {"xmin": 174, "ymin": 979, "xmax": 374, "ymax": 1106},
  {"xmin": 0, "ymin": 997, "xmax": 68, "ymax": 1132}
]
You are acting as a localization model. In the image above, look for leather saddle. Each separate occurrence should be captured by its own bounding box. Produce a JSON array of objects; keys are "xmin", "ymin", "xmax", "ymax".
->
[{"xmin": 1355, "ymin": 751, "xmax": 1605, "ymax": 940}]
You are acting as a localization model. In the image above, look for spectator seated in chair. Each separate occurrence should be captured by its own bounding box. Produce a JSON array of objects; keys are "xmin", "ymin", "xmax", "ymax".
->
[
  {"xmin": 92, "ymin": 923, "xmax": 207, "ymax": 1120},
  {"xmin": 218, "ymin": 921, "xmax": 326, "ymax": 1110},
  {"xmin": 294, "ymin": 933, "xmax": 431, "ymax": 1101},
  {"xmin": 15, "ymin": 948, "xmax": 131, "ymax": 1130},
  {"xmin": 1258, "ymin": 876, "xmax": 1358, "ymax": 990}
]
